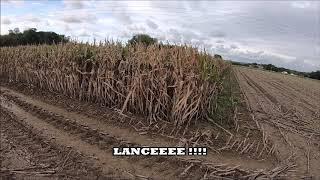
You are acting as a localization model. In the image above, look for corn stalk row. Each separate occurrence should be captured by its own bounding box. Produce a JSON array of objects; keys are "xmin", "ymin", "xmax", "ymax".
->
[{"xmin": 0, "ymin": 42, "xmax": 230, "ymax": 132}]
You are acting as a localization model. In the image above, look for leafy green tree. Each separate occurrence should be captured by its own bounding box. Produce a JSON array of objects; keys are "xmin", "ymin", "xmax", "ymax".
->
[
  {"xmin": 22, "ymin": 28, "xmax": 39, "ymax": 44},
  {"xmin": 263, "ymin": 64, "xmax": 278, "ymax": 71},
  {"xmin": 309, "ymin": 71, "xmax": 320, "ymax": 80},
  {"xmin": 128, "ymin": 34, "xmax": 157, "ymax": 46},
  {"xmin": 0, "ymin": 27, "xmax": 69, "ymax": 47}
]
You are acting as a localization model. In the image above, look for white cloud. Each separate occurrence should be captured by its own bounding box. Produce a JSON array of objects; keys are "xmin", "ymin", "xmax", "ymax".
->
[
  {"xmin": 230, "ymin": 44, "xmax": 238, "ymax": 49},
  {"xmin": 209, "ymin": 31, "xmax": 226, "ymax": 38},
  {"xmin": 115, "ymin": 13, "xmax": 132, "ymax": 25},
  {"xmin": 146, "ymin": 19, "xmax": 158, "ymax": 29},
  {"xmin": 63, "ymin": 0, "xmax": 85, "ymax": 9},
  {"xmin": 25, "ymin": 15, "xmax": 41, "ymax": 23},
  {"xmin": 31, "ymin": 2, "xmax": 42, "ymax": 5},
  {"xmin": 291, "ymin": 1, "xmax": 311, "ymax": 9},
  {"xmin": 60, "ymin": 13, "xmax": 96, "ymax": 24},
  {"xmin": 1, "ymin": 17, "xmax": 11, "ymax": 25},
  {"xmin": 1, "ymin": 0, "xmax": 24, "ymax": 6},
  {"xmin": 62, "ymin": 16, "xmax": 83, "ymax": 23},
  {"xmin": 79, "ymin": 30, "xmax": 90, "ymax": 37},
  {"xmin": 64, "ymin": 25, "xmax": 71, "ymax": 32},
  {"xmin": 127, "ymin": 25, "xmax": 146, "ymax": 34}
]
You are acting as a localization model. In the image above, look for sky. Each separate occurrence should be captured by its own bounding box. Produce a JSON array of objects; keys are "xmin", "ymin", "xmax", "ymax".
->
[{"xmin": 1, "ymin": 0, "xmax": 319, "ymax": 72}]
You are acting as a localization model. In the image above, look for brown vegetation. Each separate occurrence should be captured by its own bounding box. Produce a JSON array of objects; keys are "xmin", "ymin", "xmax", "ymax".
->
[{"xmin": 0, "ymin": 42, "xmax": 230, "ymax": 135}]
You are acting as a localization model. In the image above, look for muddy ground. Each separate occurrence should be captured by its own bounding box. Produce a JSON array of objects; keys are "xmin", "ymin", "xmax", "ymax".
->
[{"xmin": 1, "ymin": 66, "xmax": 319, "ymax": 179}]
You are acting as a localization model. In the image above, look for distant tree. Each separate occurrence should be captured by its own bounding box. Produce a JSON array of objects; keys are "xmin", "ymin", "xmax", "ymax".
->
[
  {"xmin": 214, "ymin": 54, "xmax": 222, "ymax": 59},
  {"xmin": 248, "ymin": 62, "xmax": 258, "ymax": 68},
  {"xmin": 8, "ymin": 30, "xmax": 14, "ymax": 35},
  {"xmin": 0, "ymin": 27, "xmax": 69, "ymax": 47},
  {"xmin": 263, "ymin": 64, "xmax": 278, "ymax": 71},
  {"xmin": 232, "ymin": 61, "xmax": 319, "ymax": 80},
  {"xmin": 128, "ymin": 34, "xmax": 157, "ymax": 46},
  {"xmin": 13, "ymin": 28, "xmax": 20, "ymax": 34},
  {"xmin": 22, "ymin": 28, "xmax": 39, "ymax": 44},
  {"xmin": 308, "ymin": 71, "xmax": 320, "ymax": 80}
]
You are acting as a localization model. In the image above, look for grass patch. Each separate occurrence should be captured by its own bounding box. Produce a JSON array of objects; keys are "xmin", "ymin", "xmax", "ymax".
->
[{"xmin": 209, "ymin": 67, "xmax": 240, "ymax": 129}]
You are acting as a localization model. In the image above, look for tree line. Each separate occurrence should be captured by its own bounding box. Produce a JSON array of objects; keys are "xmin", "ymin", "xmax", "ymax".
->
[
  {"xmin": 231, "ymin": 61, "xmax": 320, "ymax": 80},
  {"xmin": 0, "ymin": 28, "xmax": 158, "ymax": 47},
  {"xmin": 0, "ymin": 28, "xmax": 69, "ymax": 47}
]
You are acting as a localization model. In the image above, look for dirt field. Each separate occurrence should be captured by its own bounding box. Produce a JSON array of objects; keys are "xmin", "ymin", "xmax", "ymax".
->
[
  {"xmin": 1, "ymin": 66, "xmax": 319, "ymax": 179},
  {"xmin": 1, "ymin": 81, "xmax": 292, "ymax": 179},
  {"xmin": 235, "ymin": 66, "xmax": 320, "ymax": 178}
]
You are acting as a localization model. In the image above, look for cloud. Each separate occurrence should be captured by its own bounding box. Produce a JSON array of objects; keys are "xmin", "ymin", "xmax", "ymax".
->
[
  {"xmin": 181, "ymin": 30, "xmax": 200, "ymax": 42},
  {"xmin": 62, "ymin": 16, "xmax": 82, "ymax": 23},
  {"xmin": 61, "ymin": 14, "xmax": 96, "ymax": 24},
  {"xmin": 64, "ymin": 25, "xmax": 71, "ymax": 32},
  {"xmin": 230, "ymin": 44, "xmax": 238, "ymax": 49},
  {"xmin": 216, "ymin": 40, "xmax": 224, "ymax": 44},
  {"xmin": 2, "ymin": 17, "xmax": 11, "ymax": 25},
  {"xmin": 92, "ymin": 32, "xmax": 102, "ymax": 38},
  {"xmin": 146, "ymin": 19, "xmax": 158, "ymax": 29},
  {"xmin": 127, "ymin": 25, "xmax": 146, "ymax": 33},
  {"xmin": 291, "ymin": 1, "xmax": 311, "ymax": 9},
  {"xmin": 63, "ymin": 0, "xmax": 84, "ymax": 9},
  {"xmin": 79, "ymin": 30, "xmax": 90, "ymax": 37},
  {"xmin": 209, "ymin": 31, "xmax": 226, "ymax": 38},
  {"xmin": 210, "ymin": 43, "xmax": 318, "ymax": 71},
  {"xmin": 115, "ymin": 13, "xmax": 132, "ymax": 25},
  {"xmin": 25, "ymin": 15, "xmax": 41, "ymax": 23},
  {"xmin": 94, "ymin": 1, "xmax": 133, "ymax": 25},
  {"xmin": 1, "ymin": 0, "xmax": 24, "ymax": 6},
  {"xmin": 31, "ymin": 2, "xmax": 42, "ymax": 5},
  {"xmin": 167, "ymin": 28, "xmax": 182, "ymax": 43}
]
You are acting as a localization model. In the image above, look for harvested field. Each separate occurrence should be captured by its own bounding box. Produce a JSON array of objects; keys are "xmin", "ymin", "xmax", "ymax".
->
[
  {"xmin": 234, "ymin": 66, "xmax": 320, "ymax": 178},
  {"xmin": 0, "ymin": 43, "xmax": 314, "ymax": 179},
  {"xmin": 1, "ymin": 84, "xmax": 289, "ymax": 179}
]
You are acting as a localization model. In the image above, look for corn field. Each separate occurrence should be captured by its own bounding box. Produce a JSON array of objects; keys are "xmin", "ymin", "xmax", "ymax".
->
[{"xmin": 0, "ymin": 42, "xmax": 230, "ymax": 133}]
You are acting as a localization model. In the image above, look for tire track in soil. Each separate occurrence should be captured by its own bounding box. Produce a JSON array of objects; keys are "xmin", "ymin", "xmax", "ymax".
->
[
  {"xmin": 0, "ymin": 86, "xmax": 275, "ymax": 172},
  {"xmin": 0, "ymin": 93, "xmax": 260, "ymax": 180},
  {"xmin": 0, "ymin": 96, "xmax": 182, "ymax": 180},
  {"xmin": 0, "ymin": 108, "xmax": 114, "ymax": 179},
  {"xmin": 256, "ymin": 77, "xmax": 318, "ymax": 118},
  {"xmin": 0, "ymin": 86, "xmax": 290, "ymax": 179},
  {"xmin": 240, "ymin": 71, "xmax": 282, "ymax": 109},
  {"xmin": 235, "ymin": 67, "xmax": 320, "ymax": 179}
]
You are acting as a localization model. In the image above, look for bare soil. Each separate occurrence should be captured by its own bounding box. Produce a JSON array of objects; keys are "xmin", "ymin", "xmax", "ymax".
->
[
  {"xmin": 234, "ymin": 66, "xmax": 320, "ymax": 179},
  {"xmin": 0, "ymin": 107, "xmax": 113, "ymax": 179}
]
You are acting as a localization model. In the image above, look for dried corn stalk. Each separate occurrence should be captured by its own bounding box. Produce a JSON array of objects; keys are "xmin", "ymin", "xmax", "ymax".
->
[{"xmin": 0, "ymin": 42, "xmax": 230, "ymax": 132}]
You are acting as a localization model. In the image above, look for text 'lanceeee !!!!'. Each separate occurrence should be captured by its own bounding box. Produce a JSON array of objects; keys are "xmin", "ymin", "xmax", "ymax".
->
[{"xmin": 113, "ymin": 147, "xmax": 207, "ymax": 156}]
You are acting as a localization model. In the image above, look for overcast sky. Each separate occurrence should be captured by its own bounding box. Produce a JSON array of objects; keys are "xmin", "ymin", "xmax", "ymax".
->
[{"xmin": 1, "ymin": 0, "xmax": 319, "ymax": 72}]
